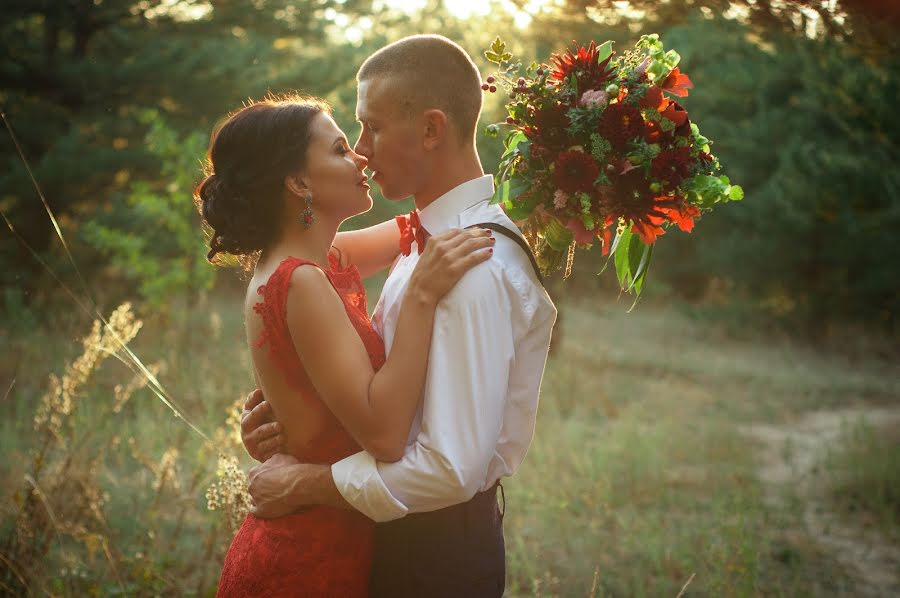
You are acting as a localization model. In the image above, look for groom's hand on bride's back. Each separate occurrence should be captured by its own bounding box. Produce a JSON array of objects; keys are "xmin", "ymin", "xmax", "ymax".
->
[{"xmin": 240, "ymin": 389, "xmax": 285, "ymax": 462}]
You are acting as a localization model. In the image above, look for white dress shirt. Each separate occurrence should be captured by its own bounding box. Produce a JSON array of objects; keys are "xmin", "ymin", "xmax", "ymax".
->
[{"xmin": 331, "ymin": 175, "xmax": 557, "ymax": 523}]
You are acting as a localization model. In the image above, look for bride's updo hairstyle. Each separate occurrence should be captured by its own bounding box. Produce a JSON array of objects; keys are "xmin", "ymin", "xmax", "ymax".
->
[{"xmin": 194, "ymin": 94, "xmax": 330, "ymax": 266}]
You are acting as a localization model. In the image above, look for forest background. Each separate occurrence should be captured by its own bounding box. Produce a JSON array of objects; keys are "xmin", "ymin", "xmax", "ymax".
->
[{"xmin": 1, "ymin": 1, "xmax": 898, "ymax": 596}]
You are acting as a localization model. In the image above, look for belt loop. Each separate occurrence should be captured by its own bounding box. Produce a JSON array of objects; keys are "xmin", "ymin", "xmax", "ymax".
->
[{"xmin": 497, "ymin": 481, "xmax": 505, "ymax": 521}]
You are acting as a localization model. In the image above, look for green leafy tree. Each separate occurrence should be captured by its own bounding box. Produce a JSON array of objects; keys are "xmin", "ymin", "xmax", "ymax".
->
[
  {"xmin": 81, "ymin": 113, "xmax": 213, "ymax": 313},
  {"xmin": 0, "ymin": 0, "xmax": 363, "ymax": 288}
]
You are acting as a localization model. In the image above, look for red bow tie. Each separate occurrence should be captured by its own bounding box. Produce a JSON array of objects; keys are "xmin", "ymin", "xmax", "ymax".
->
[{"xmin": 396, "ymin": 210, "xmax": 428, "ymax": 256}]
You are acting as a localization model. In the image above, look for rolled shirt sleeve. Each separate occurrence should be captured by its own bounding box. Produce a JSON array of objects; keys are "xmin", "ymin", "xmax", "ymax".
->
[{"xmin": 332, "ymin": 263, "xmax": 516, "ymax": 522}]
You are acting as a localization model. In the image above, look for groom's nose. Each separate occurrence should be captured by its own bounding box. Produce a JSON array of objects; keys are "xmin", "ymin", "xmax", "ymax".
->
[{"xmin": 354, "ymin": 134, "xmax": 371, "ymax": 161}]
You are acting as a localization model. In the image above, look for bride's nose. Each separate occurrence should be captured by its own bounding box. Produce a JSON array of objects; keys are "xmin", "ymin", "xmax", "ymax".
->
[{"xmin": 352, "ymin": 151, "xmax": 368, "ymax": 170}]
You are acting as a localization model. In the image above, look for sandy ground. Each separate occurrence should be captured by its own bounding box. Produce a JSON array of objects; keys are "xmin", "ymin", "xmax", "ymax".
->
[{"xmin": 742, "ymin": 407, "xmax": 900, "ymax": 598}]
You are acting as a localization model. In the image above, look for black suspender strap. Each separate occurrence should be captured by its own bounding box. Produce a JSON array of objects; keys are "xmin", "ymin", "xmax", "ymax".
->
[{"xmin": 466, "ymin": 222, "xmax": 544, "ymax": 285}]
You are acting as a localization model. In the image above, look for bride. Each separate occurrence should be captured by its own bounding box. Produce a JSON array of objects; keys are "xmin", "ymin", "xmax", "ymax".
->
[{"xmin": 195, "ymin": 94, "xmax": 495, "ymax": 596}]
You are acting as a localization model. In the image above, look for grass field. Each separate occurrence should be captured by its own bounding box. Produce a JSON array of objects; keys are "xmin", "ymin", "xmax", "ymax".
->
[{"xmin": 1, "ymin": 286, "xmax": 897, "ymax": 596}]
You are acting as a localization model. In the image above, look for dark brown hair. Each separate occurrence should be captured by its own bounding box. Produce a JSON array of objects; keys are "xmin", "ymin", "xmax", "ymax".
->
[{"xmin": 194, "ymin": 94, "xmax": 330, "ymax": 266}]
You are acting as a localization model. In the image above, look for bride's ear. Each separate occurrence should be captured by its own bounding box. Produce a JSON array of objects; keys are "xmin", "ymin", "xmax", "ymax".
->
[{"xmin": 284, "ymin": 173, "xmax": 309, "ymax": 197}]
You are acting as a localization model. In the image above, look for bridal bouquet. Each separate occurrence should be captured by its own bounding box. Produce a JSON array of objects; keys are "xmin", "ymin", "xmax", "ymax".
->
[{"xmin": 483, "ymin": 35, "xmax": 743, "ymax": 295}]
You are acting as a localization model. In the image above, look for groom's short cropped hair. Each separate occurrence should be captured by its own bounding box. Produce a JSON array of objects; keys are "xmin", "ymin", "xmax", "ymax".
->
[{"xmin": 357, "ymin": 34, "xmax": 483, "ymax": 143}]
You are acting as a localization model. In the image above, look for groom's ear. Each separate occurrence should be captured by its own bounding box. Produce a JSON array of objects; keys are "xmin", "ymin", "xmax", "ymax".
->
[{"xmin": 422, "ymin": 109, "xmax": 448, "ymax": 151}]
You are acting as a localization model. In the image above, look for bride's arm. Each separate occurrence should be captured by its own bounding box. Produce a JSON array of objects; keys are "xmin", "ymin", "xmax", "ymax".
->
[
  {"xmin": 332, "ymin": 218, "xmax": 401, "ymax": 278},
  {"xmin": 285, "ymin": 228, "xmax": 494, "ymax": 462}
]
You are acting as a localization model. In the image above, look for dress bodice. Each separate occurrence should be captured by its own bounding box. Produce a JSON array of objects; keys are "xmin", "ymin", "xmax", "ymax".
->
[{"xmin": 251, "ymin": 254, "xmax": 386, "ymax": 463}]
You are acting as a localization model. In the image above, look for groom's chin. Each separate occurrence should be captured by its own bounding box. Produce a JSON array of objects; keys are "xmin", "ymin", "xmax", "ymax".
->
[{"xmin": 379, "ymin": 187, "xmax": 413, "ymax": 202}]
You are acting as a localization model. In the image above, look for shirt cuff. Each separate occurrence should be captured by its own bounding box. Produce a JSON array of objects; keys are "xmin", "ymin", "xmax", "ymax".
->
[{"xmin": 331, "ymin": 451, "xmax": 409, "ymax": 522}]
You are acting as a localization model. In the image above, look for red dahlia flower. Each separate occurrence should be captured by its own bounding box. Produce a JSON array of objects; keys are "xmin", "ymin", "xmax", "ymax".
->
[
  {"xmin": 532, "ymin": 101, "xmax": 571, "ymax": 148},
  {"xmin": 602, "ymin": 166, "xmax": 681, "ymax": 244},
  {"xmin": 554, "ymin": 151, "xmax": 600, "ymax": 195},
  {"xmin": 631, "ymin": 215, "xmax": 667, "ymax": 244},
  {"xmin": 549, "ymin": 41, "xmax": 615, "ymax": 91},
  {"xmin": 662, "ymin": 201, "xmax": 700, "ymax": 233},
  {"xmin": 651, "ymin": 147, "xmax": 692, "ymax": 188},
  {"xmin": 599, "ymin": 103, "xmax": 645, "ymax": 151}
]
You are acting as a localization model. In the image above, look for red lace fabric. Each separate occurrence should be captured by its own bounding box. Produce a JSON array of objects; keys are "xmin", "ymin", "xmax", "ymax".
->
[{"xmin": 217, "ymin": 255, "xmax": 385, "ymax": 597}]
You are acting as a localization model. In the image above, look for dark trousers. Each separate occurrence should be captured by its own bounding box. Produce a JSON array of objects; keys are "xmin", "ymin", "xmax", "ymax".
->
[{"xmin": 369, "ymin": 484, "xmax": 505, "ymax": 598}]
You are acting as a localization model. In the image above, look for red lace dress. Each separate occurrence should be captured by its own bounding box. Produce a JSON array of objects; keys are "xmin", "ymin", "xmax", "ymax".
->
[{"xmin": 217, "ymin": 255, "xmax": 384, "ymax": 597}]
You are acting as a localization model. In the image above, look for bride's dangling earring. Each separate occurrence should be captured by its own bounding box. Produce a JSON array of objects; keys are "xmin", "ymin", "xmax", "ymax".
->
[{"xmin": 301, "ymin": 191, "xmax": 314, "ymax": 228}]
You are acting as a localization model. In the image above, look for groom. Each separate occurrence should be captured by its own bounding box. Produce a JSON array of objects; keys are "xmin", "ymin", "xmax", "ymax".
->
[{"xmin": 241, "ymin": 34, "xmax": 556, "ymax": 596}]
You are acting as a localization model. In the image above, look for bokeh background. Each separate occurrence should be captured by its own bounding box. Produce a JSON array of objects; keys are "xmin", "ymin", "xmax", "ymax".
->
[{"xmin": 1, "ymin": 1, "xmax": 898, "ymax": 596}]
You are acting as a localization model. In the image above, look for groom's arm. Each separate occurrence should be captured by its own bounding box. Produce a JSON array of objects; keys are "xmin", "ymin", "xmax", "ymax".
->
[
  {"xmin": 331, "ymin": 262, "xmax": 519, "ymax": 522},
  {"xmin": 247, "ymin": 460, "xmax": 350, "ymax": 518}
]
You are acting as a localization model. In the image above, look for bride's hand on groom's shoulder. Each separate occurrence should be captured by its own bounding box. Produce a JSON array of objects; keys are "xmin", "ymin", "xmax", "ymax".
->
[
  {"xmin": 409, "ymin": 227, "xmax": 495, "ymax": 305},
  {"xmin": 240, "ymin": 389, "xmax": 285, "ymax": 462}
]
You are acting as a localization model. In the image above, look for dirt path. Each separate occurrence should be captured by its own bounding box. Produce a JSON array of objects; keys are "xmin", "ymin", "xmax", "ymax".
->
[{"xmin": 741, "ymin": 406, "xmax": 900, "ymax": 598}]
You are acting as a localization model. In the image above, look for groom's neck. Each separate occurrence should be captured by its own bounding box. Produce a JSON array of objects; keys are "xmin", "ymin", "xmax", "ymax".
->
[{"xmin": 413, "ymin": 147, "xmax": 484, "ymax": 211}]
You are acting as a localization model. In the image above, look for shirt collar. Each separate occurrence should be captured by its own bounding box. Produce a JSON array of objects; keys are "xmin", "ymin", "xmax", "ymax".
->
[{"xmin": 417, "ymin": 175, "xmax": 494, "ymax": 235}]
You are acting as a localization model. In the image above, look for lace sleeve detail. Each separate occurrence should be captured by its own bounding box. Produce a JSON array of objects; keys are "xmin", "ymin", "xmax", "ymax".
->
[
  {"xmin": 328, "ymin": 252, "xmax": 368, "ymax": 314},
  {"xmin": 253, "ymin": 257, "xmax": 344, "ymax": 388}
]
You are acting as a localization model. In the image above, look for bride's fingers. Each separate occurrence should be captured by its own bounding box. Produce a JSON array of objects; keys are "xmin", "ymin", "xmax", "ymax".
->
[
  {"xmin": 257, "ymin": 436, "xmax": 283, "ymax": 460},
  {"xmin": 244, "ymin": 423, "xmax": 282, "ymax": 461},
  {"xmin": 243, "ymin": 388, "xmax": 265, "ymax": 412},
  {"xmin": 446, "ymin": 234, "xmax": 496, "ymax": 262},
  {"xmin": 460, "ymin": 246, "xmax": 494, "ymax": 269},
  {"xmin": 423, "ymin": 230, "xmax": 492, "ymax": 265},
  {"xmin": 241, "ymin": 400, "xmax": 275, "ymax": 436},
  {"xmin": 430, "ymin": 227, "xmax": 492, "ymax": 251}
]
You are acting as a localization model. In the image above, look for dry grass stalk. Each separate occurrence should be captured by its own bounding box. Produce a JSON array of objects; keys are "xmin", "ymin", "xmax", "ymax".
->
[
  {"xmin": 3, "ymin": 304, "xmax": 142, "ymax": 593},
  {"xmin": 205, "ymin": 454, "xmax": 252, "ymax": 534}
]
